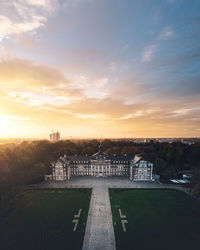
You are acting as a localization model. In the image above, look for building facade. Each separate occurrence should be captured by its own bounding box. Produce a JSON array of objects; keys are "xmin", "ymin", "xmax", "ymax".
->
[
  {"xmin": 49, "ymin": 144, "xmax": 153, "ymax": 181},
  {"xmin": 130, "ymin": 155, "xmax": 153, "ymax": 181}
]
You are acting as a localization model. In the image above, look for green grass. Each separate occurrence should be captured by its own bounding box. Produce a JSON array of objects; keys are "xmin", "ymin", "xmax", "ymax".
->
[
  {"xmin": 109, "ymin": 189, "xmax": 200, "ymax": 250},
  {"xmin": 0, "ymin": 189, "xmax": 91, "ymax": 250}
]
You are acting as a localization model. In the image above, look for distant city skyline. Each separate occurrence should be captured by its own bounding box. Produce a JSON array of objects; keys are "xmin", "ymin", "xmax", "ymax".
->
[{"xmin": 0, "ymin": 0, "xmax": 200, "ymax": 138}]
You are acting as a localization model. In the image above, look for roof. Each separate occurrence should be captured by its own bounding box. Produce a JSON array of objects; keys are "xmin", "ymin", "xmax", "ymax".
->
[
  {"xmin": 111, "ymin": 155, "xmax": 134, "ymax": 161},
  {"xmin": 68, "ymin": 155, "xmax": 92, "ymax": 161},
  {"xmin": 91, "ymin": 143, "xmax": 109, "ymax": 159},
  {"xmin": 92, "ymin": 151, "xmax": 109, "ymax": 159},
  {"xmin": 133, "ymin": 154, "xmax": 142, "ymax": 162},
  {"xmin": 52, "ymin": 143, "xmax": 134, "ymax": 163},
  {"xmin": 55, "ymin": 154, "xmax": 134, "ymax": 162}
]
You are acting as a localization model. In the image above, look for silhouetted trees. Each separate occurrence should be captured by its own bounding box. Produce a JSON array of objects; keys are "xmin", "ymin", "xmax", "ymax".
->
[{"xmin": 0, "ymin": 139, "xmax": 200, "ymax": 201}]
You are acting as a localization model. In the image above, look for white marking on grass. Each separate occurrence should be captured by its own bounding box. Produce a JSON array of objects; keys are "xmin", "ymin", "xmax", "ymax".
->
[
  {"xmin": 118, "ymin": 209, "xmax": 126, "ymax": 218},
  {"xmin": 74, "ymin": 209, "xmax": 82, "ymax": 218},
  {"xmin": 121, "ymin": 220, "xmax": 128, "ymax": 232},
  {"xmin": 72, "ymin": 219, "xmax": 79, "ymax": 231}
]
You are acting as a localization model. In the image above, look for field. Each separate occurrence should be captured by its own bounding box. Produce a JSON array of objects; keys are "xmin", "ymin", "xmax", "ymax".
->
[
  {"xmin": 109, "ymin": 189, "xmax": 200, "ymax": 250},
  {"xmin": 0, "ymin": 188, "xmax": 91, "ymax": 250}
]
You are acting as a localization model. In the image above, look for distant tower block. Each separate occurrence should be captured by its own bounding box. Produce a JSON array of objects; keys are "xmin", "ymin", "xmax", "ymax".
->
[{"xmin": 49, "ymin": 131, "xmax": 60, "ymax": 141}]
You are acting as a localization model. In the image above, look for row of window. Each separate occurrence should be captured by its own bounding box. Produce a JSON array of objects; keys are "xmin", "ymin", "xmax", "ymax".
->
[
  {"xmin": 69, "ymin": 160, "xmax": 130, "ymax": 164},
  {"xmin": 135, "ymin": 172, "xmax": 151, "ymax": 177},
  {"xmin": 71, "ymin": 170, "xmax": 129, "ymax": 173},
  {"xmin": 56, "ymin": 165, "xmax": 130, "ymax": 169},
  {"xmin": 71, "ymin": 172, "xmax": 129, "ymax": 176}
]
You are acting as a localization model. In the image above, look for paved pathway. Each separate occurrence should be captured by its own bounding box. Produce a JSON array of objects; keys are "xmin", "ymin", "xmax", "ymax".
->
[
  {"xmin": 29, "ymin": 177, "xmax": 190, "ymax": 195},
  {"xmin": 82, "ymin": 181, "xmax": 115, "ymax": 250}
]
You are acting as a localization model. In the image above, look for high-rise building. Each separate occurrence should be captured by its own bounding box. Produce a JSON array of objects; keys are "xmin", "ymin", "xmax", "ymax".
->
[{"xmin": 49, "ymin": 131, "xmax": 60, "ymax": 141}]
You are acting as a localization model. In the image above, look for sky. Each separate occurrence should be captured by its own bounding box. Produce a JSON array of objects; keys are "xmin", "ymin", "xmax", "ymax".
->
[{"xmin": 0, "ymin": 0, "xmax": 200, "ymax": 138}]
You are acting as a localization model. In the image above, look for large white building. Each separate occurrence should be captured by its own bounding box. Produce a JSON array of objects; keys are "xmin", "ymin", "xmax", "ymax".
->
[{"xmin": 47, "ymin": 144, "xmax": 153, "ymax": 181}]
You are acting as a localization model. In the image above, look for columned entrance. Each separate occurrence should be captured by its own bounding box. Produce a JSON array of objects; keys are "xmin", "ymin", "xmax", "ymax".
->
[
  {"xmin": 91, "ymin": 145, "xmax": 111, "ymax": 177},
  {"xmin": 94, "ymin": 165, "xmax": 106, "ymax": 177}
]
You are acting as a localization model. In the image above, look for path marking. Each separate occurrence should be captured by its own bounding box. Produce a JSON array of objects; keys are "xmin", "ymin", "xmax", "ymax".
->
[
  {"xmin": 72, "ymin": 219, "xmax": 79, "ymax": 231},
  {"xmin": 72, "ymin": 208, "xmax": 82, "ymax": 231},
  {"xmin": 118, "ymin": 209, "xmax": 126, "ymax": 218},
  {"xmin": 74, "ymin": 209, "xmax": 82, "ymax": 218},
  {"xmin": 121, "ymin": 220, "xmax": 128, "ymax": 232}
]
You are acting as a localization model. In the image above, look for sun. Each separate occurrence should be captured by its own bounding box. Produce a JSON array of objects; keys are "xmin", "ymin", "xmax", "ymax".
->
[{"xmin": 0, "ymin": 116, "xmax": 11, "ymax": 136}]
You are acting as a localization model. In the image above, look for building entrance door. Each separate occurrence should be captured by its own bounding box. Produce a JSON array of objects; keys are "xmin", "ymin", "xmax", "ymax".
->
[{"xmin": 99, "ymin": 165, "xmax": 103, "ymax": 177}]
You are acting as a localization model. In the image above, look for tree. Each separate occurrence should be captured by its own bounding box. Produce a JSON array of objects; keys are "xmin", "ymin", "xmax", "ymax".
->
[
  {"xmin": 191, "ymin": 184, "xmax": 200, "ymax": 198},
  {"xmin": 154, "ymin": 158, "xmax": 167, "ymax": 175}
]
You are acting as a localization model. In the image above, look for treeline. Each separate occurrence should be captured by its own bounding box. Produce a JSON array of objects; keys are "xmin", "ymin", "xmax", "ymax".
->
[{"xmin": 0, "ymin": 139, "xmax": 200, "ymax": 201}]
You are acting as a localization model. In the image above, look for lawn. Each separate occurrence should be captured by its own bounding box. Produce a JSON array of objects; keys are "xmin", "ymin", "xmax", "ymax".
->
[
  {"xmin": 0, "ymin": 188, "xmax": 91, "ymax": 250},
  {"xmin": 109, "ymin": 189, "xmax": 200, "ymax": 250}
]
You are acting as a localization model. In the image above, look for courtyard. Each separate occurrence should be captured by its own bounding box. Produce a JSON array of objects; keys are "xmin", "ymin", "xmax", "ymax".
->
[{"xmin": 0, "ymin": 177, "xmax": 198, "ymax": 250}]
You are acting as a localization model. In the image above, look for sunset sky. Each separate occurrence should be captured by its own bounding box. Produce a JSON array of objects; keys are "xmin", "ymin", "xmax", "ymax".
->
[{"xmin": 0, "ymin": 0, "xmax": 200, "ymax": 138}]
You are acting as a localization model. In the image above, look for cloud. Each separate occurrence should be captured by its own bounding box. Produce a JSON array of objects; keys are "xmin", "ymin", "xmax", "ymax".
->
[
  {"xmin": 0, "ymin": 0, "xmax": 59, "ymax": 42},
  {"xmin": 142, "ymin": 27, "xmax": 173, "ymax": 63},
  {"xmin": 1, "ymin": 79, "xmax": 200, "ymax": 138},
  {"xmin": 158, "ymin": 27, "xmax": 173, "ymax": 40},
  {"xmin": 13, "ymin": 92, "xmax": 81, "ymax": 107},
  {"xmin": 171, "ymin": 107, "xmax": 200, "ymax": 117},
  {"xmin": 0, "ymin": 58, "xmax": 68, "ymax": 87},
  {"xmin": 0, "ymin": 1, "xmax": 199, "ymax": 138},
  {"xmin": 1, "ymin": 57, "xmax": 199, "ymax": 129},
  {"xmin": 0, "ymin": 46, "xmax": 16, "ymax": 61},
  {"xmin": 71, "ymin": 75, "xmax": 109, "ymax": 99},
  {"xmin": 6, "ymin": 115, "xmax": 30, "ymax": 121},
  {"xmin": 117, "ymin": 114, "xmax": 134, "ymax": 120},
  {"xmin": 142, "ymin": 44, "xmax": 157, "ymax": 62},
  {"xmin": 109, "ymin": 77, "xmax": 151, "ymax": 104},
  {"xmin": 75, "ymin": 113, "xmax": 107, "ymax": 120},
  {"xmin": 0, "ymin": 57, "xmax": 84, "ymax": 109},
  {"xmin": 94, "ymin": 78, "xmax": 108, "ymax": 88}
]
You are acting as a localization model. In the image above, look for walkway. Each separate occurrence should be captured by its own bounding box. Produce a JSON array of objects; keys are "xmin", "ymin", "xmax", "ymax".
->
[
  {"xmin": 82, "ymin": 181, "xmax": 115, "ymax": 250},
  {"xmin": 30, "ymin": 177, "xmax": 189, "ymax": 195}
]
